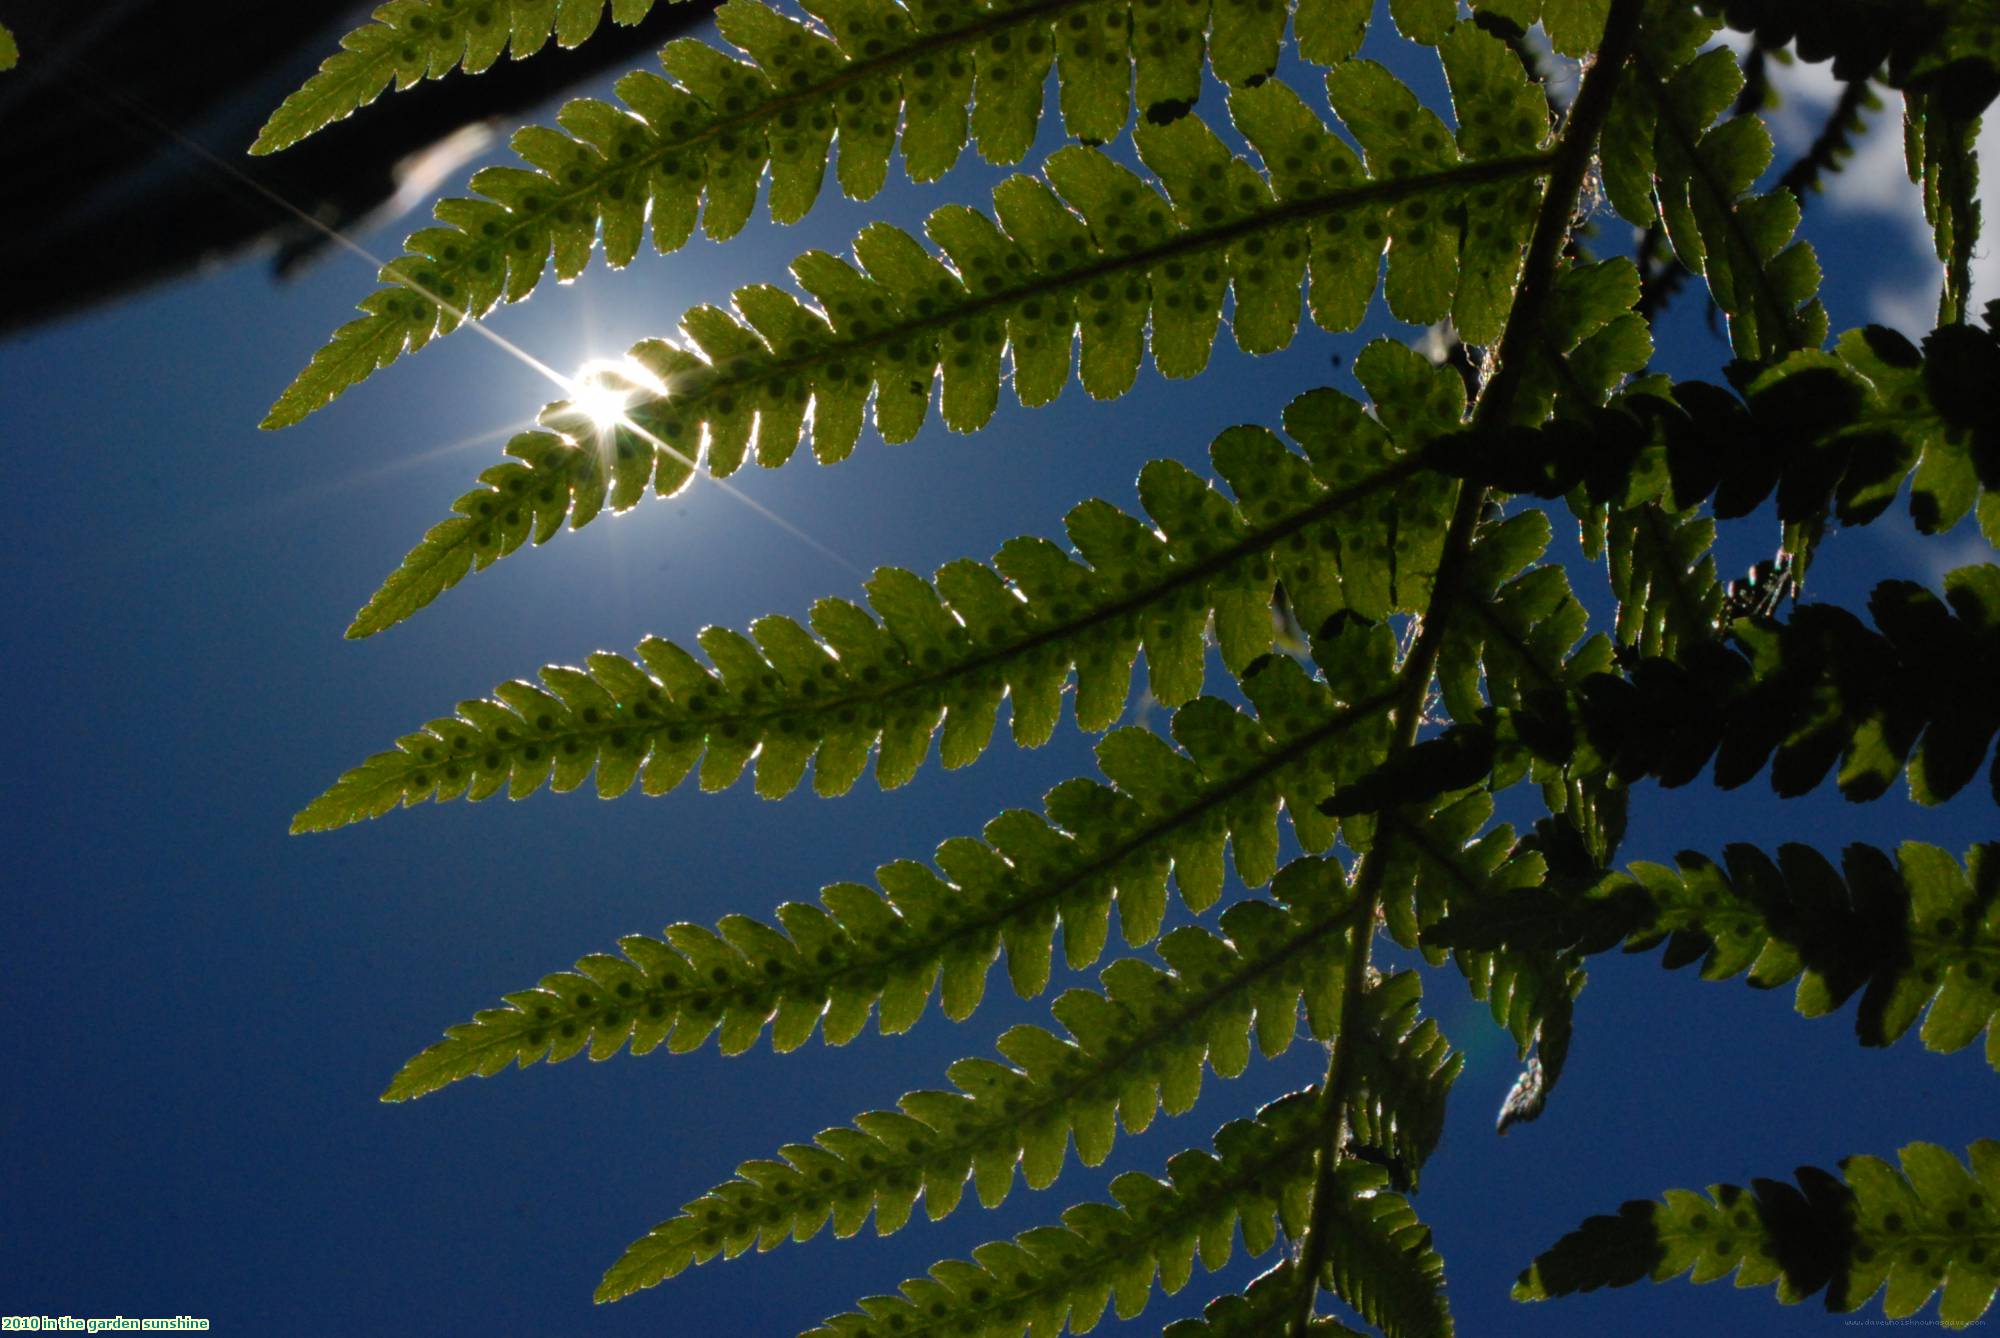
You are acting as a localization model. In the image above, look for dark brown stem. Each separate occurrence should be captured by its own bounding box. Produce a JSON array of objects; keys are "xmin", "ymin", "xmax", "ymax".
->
[{"xmin": 1284, "ymin": 0, "xmax": 1649, "ymax": 1329}]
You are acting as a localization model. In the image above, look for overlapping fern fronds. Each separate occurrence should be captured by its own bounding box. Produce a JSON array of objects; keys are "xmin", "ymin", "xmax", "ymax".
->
[
  {"xmin": 1432, "ymin": 839, "xmax": 2000, "ymax": 1068},
  {"xmin": 267, "ymin": 0, "xmax": 2000, "ymax": 1329},
  {"xmin": 1440, "ymin": 313, "xmax": 2000, "ymax": 575},
  {"xmin": 597, "ymin": 864, "xmax": 1415, "ymax": 1297},
  {"xmin": 1518, "ymin": 1140, "xmax": 2000, "ymax": 1326},
  {"xmin": 332, "ymin": 51, "xmax": 1548, "ymax": 626},
  {"xmin": 304, "ymin": 361, "xmax": 1462, "ymax": 816},
  {"xmin": 1488, "ymin": 563, "xmax": 2000, "ymax": 806},
  {"xmin": 262, "ymin": 0, "xmax": 1535, "ymax": 427},
  {"xmin": 1595, "ymin": 3, "xmax": 1825, "ymax": 361},
  {"xmin": 266, "ymin": 23, "xmax": 1548, "ymax": 438},
  {"xmin": 789, "ymin": 1089, "xmax": 1450, "ymax": 1336},
  {"xmin": 380, "ymin": 657, "xmax": 1394, "ymax": 1099}
]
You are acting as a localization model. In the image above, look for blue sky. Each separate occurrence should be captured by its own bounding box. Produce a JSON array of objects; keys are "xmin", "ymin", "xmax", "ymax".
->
[{"xmin": 3, "ymin": 5, "xmax": 1996, "ymax": 1336}]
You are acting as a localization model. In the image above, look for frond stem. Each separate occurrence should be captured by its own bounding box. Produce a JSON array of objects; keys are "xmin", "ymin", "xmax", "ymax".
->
[
  {"xmin": 1776, "ymin": 75, "xmax": 1875, "ymax": 207},
  {"xmin": 1286, "ymin": 1, "xmax": 1646, "ymax": 1327}
]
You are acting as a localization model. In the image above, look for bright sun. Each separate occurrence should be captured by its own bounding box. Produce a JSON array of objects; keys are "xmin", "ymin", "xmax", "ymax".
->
[
  {"xmin": 566, "ymin": 357, "xmax": 664, "ymax": 432},
  {"xmin": 564, "ymin": 354, "xmax": 672, "ymax": 434}
]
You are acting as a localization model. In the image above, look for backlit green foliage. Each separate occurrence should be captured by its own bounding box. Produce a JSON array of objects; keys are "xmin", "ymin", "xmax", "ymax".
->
[
  {"xmin": 252, "ymin": 0, "xmax": 689, "ymax": 154},
  {"xmin": 272, "ymin": 0, "xmax": 1998, "ymax": 1331},
  {"xmin": 1516, "ymin": 1140, "xmax": 2000, "ymax": 1326},
  {"xmin": 1433, "ymin": 839, "xmax": 2000, "ymax": 1067}
]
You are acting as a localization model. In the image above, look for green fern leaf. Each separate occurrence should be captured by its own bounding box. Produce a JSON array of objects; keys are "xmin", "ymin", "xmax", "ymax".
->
[
  {"xmin": 1467, "ymin": 0, "xmax": 1611, "ymax": 56},
  {"xmin": 1691, "ymin": 0, "xmax": 1997, "ymax": 325},
  {"xmin": 257, "ymin": 0, "xmax": 1391, "ymax": 163},
  {"xmin": 381, "ymin": 665, "xmax": 1401, "ymax": 1099},
  {"xmin": 600, "ymin": 861, "xmax": 1377, "ymax": 1294},
  {"xmin": 0, "ymin": 22, "xmax": 18, "ymax": 71},
  {"xmin": 1342, "ymin": 969, "xmax": 1463, "ymax": 1189},
  {"xmin": 305, "ymin": 376, "xmax": 1458, "ymax": 816},
  {"xmin": 1603, "ymin": 6, "xmax": 1825, "ymax": 361},
  {"xmin": 1164, "ymin": 1261, "xmax": 1368, "ymax": 1337},
  {"xmin": 1908, "ymin": 90, "xmax": 1982, "ymax": 325},
  {"xmin": 266, "ymin": 29, "xmax": 1552, "ymax": 432},
  {"xmin": 1437, "ymin": 508, "xmax": 1614, "ymax": 722},
  {"xmin": 1506, "ymin": 257, "xmax": 1654, "ymax": 421},
  {"xmin": 251, "ymin": 0, "xmax": 684, "ymax": 155},
  {"xmin": 1515, "ymin": 1140, "xmax": 2000, "ymax": 1327},
  {"xmin": 1443, "ymin": 317, "xmax": 2000, "ymax": 558},
  {"xmin": 769, "ymin": 1090, "xmax": 1449, "ymax": 1335},
  {"xmin": 337, "ymin": 78, "xmax": 1531, "ymax": 619},
  {"xmin": 259, "ymin": 0, "xmax": 1555, "ymax": 421},
  {"xmin": 1434, "ymin": 839, "xmax": 2000, "ymax": 1070},
  {"xmin": 1496, "ymin": 564, "xmax": 2000, "ymax": 806},
  {"xmin": 1366, "ymin": 796, "xmax": 1583, "ymax": 1130},
  {"xmin": 1591, "ymin": 499, "xmax": 1722, "ymax": 660},
  {"xmin": 1425, "ymin": 507, "xmax": 1629, "ymax": 872}
]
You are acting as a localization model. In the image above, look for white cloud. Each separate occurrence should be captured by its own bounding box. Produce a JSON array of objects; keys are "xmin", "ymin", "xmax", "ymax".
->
[
  {"xmin": 1716, "ymin": 39, "xmax": 1996, "ymax": 337},
  {"xmin": 1970, "ymin": 114, "xmax": 2000, "ymax": 322}
]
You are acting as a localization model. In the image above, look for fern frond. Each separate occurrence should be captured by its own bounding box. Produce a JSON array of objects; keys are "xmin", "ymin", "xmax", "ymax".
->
[
  {"xmin": 1600, "ymin": 7, "xmax": 1824, "ymax": 361},
  {"xmin": 1437, "ymin": 509, "xmax": 1613, "ymax": 721},
  {"xmin": 1494, "ymin": 564, "xmax": 2000, "ymax": 806},
  {"xmin": 1433, "ymin": 839, "xmax": 2000, "ymax": 1069},
  {"xmin": 267, "ymin": 24, "xmax": 1553, "ymax": 433},
  {"xmin": 1427, "ymin": 507, "xmax": 1631, "ymax": 872},
  {"xmin": 1593, "ymin": 500, "xmax": 1722, "ymax": 660},
  {"xmin": 1514, "ymin": 256, "xmax": 1656, "ymax": 422},
  {"xmin": 252, "ymin": 0, "xmax": 689, "ymax": 156},
  {"xmin": 1341, "ymin": 969, "xmax": 1463, "ymax": 1189},
  {"xmin": 1442, "ymin": 316, "xmax": 2000, "ymax": 562},
  {"xmin": 1689, "ymin": 1, "xmax": 1998, "ymax": 331},
  {"xmin": 1368, "ymin": 796, "xmax": 1584, "ymax": 1129},
  {"xmin": 1776, "ymin": 75, "xmax": 1877, "ymax": 206},
  {"xmin": 600, "ymin": 861, "xmax": 1374, "ymax": 1295},
  {"xmin": 259, "ymin": 0, "xmax": 1552, "ymax": 424},
  {"xmin": 784, "ymin": 1091, "xmax": 1450, "ymax": 1336},
  {"xmin": 382, "ymin": 662, "xmax": 1399, "ymax": 1098},
  {"xmin": 1515, "ymin": 1139, "xmax": 2000, "ymax": 1327},
  {"xmin": 0, "ymin": 21, "xmax": 18, "ymax": 71},
  {"xmin": 1463, "ymin": 0, "xmax": 1614, "ymax": 57},
  {"xmin": 257, "ymin": 0, "xmax": 1391, "ymax": 162},
  {"xmin": 1907, "ymin": 89, "xmax": 1982, "ymax": 326},
  {"xmin": 302, "ymin": 372, "xmax": 1449, "ymax": 801},
  {"xmin": 1166, "ymin": 1261, "xmax": 1367, "ymax": 1337}
]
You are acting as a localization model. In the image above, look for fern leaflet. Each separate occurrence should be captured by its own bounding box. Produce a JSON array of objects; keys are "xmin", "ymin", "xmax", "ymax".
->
[
  {"xmin": 1601, "ymin": 4, "xmax": 1825, "ymax": 361},
  {"xmin": 601, "ymin": 861, "xmax": 1392, "ymax": 1295},
  {"xmin": 300, "ymin": 370, "xmax": 1454, "ymax": 808},
  {"xmin": 265, "ymin": 27, "xmax": 1550, "ymax": 434},
  {"xmin": 382, "ymin": 660, "xmax": 1399, "ymax": 1099},
  {"xmin": 1165, "ymin": 1261, "xmax": 1367, "ymax": 1337},
  {"xmin": 1516, "ymin": 1140, "xmax": 2000, "ymax": 1326},
  {"xmin": 252, "ymin": 0, "xmax": 691, "ymax": 155},
  {"xmin": 783, "ymin": 1090, "xmax": 1450, "ymax": 1336},
  {"xmin": 1433, "ymin": 839, "xmax": 2000, "ymax": 1069}
]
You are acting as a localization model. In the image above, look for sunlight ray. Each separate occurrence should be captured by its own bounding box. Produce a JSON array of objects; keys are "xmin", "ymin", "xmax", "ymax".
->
[{"xmin": 58, "ymin": 64, "xmax": 861, "ymax": 579}]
